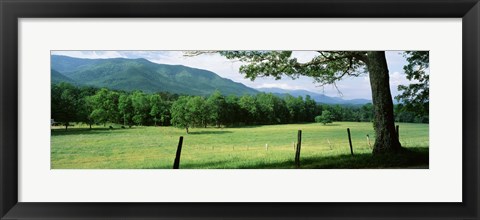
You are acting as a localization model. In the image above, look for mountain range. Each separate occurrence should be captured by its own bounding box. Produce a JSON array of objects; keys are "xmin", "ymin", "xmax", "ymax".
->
[
  {"xmin": 256, "ymin": 88, "xmax": 371, "ymax": 105},
  {"xmin": 51, "ymin": 55, "xmax": 371, "ymax": 105},
  {"xmin": 51, "ymin": 55, "xmax": 258, "ymax": 96}
]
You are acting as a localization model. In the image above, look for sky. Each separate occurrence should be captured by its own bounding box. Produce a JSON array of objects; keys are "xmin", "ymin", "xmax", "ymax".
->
[{"xmin": 51, "ymin": 50, "xmax": 412, "ymax": 100}]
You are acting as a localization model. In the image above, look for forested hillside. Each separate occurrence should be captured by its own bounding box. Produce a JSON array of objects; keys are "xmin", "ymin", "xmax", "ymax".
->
[{"xmin": 51, "ymin": 55, "xmax": 258, "ymax": 96}]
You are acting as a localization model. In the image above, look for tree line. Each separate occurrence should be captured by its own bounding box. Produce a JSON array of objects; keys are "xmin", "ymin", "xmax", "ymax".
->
[{"xmin": 51, "ymin": 82, "xmax": 427, "ymax": 132}]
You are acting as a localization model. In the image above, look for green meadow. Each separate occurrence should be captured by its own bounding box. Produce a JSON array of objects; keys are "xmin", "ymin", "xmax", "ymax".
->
[{"xmin": 51, "ymin": 122, "xmax": 429, "ymax": 169}]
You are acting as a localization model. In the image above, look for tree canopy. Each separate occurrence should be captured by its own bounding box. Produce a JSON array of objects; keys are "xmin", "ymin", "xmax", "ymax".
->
[
  {"xmin": 315, "ymin": 110, "xmax": 333, "ymax": 125},
  {"xmin": 395, "ymin": 51, "xmax": 429, "ymax": 119},
  {"xmin": 218, "ymin": 51, "xmax": 366, "ymax": 85}
]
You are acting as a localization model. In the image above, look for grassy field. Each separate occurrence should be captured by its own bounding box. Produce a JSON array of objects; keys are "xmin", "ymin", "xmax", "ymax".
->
[{"xmin": 51, "ymin": 122, "xmax": 429, "ymax": 169}]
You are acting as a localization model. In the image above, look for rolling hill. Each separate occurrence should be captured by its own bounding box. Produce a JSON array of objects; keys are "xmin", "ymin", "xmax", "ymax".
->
[
  {"xmin": 51, "ymin": 69, "xmax": 77, "ymax": 85},
  {"xmin": 51, "ymin": 55, "xmax": 258, "ymax": 96}
]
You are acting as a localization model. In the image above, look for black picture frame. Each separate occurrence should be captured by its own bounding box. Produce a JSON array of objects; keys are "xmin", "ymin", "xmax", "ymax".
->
[{"xmin": 1, "ymin": 0, "xmax": 479, "ymax": 219}]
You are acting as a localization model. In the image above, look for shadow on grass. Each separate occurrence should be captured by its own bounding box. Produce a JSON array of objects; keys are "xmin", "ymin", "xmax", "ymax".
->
[
  {"xmin": 142, "ymin": 147, "xmax": 428, "ymax": 169},
  {"xmin": 188, "ymin": 130, "xmax": 233, "ymax": 135},
  {"xmin": 51, "ymin": 127, "xmax": 135, "ymax": 136},
  {"xmin": 142, "ymin": 158, "xmax": 238, "ymax": 169},
  {"xmin": 239, "ymin": 147, "xmax": 428, "ymax": 169},
  {"xmin": 178, "ymin": 159, "xmax": 238, "ymax": 169}
]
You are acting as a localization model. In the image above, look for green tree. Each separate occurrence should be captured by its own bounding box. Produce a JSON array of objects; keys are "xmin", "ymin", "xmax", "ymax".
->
[
  {"xmin": 206, "ymin": 90, "xmax": 227, "ymax": 127},
  {"xmin": 394, "ymin": 104, "xmax": 416, "ymax": 123},
  {"xmin": 304, "ymin": 95, "xmax": 318, "ymax": 122},
  {"xmin": 360, "ymin": 103, "xmax": 374, "ymax": 122},
  {"xmin": 395, "ymin": 51, "xmax": 429, "ymax": 119},
  {"xmin": 131, "ymin": 91, "xmax": 150, "ymax": 125},
  {"xmin": 271, "ymin": 94, "xmax": 289, "ymax": 124},
  {"xmin": 118, "ymin": 93, "xmax": 134, "ymax": 127},
  {"xmin": 87, "ymin": 88, "xmax": 120, "ymax": 126},
  {"xmin": 214, "ymin": 51, "xmax": 401, "ymax": 154},
  {"xmin": 315, "ymin": 110, "xmax": 333, "ymax": 125},
  {"xmin": 51, "ymin": 83, "xmax": 80, "ymax": 130},
  {"xmin": 224, "ymin": 95, "xmax": 242, "ymax": 126},
  {"xmin": 255, "ymin": 93, "xmax": 277, "ymax": 124},
  {"xmin": 188, "ymin": 96, "xmax": 209, "ymax": 128},
  {"xmin": 171, "ymin": 96, "xmax": 193, "ymax": 133},
  {"xmin": 149, "ymin": 94, "xmax": 169, "ymax": 126},
  {"xmin": 77, "ymin": 87, "xmax": 98, "ymax": 129},
  {"xmin": 330, "ymin": 105, "xmax": 344, "ymax": 121},
  {"xmin": 238, "ymin": 95, "xmax": 258, "ymax": 124},
  {"xmin": 284, "ymin": 94, "xmax": 306, "ymax": 123}
]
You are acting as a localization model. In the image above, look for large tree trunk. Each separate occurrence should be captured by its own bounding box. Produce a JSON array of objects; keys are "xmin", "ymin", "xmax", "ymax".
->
[{"xmin": 366, "ymin": 51, "xmax": 402, "ymax": 154}]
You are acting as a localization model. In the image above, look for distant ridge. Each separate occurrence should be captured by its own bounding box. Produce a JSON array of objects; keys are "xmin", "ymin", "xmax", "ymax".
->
[
  {"xmin": 51, "ymin": 69, "xmax": 77, "ymax": 85},
  {"xmin": 51, "ymin": 55, "xmax": 258, "ymax": 96},
  {"xmin": 256, "ymin": 87, "xmax": 371, "ymax": 105}
]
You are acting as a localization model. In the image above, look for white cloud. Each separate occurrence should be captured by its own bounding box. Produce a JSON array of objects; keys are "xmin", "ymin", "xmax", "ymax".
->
[
  {"xmin": 388, "ymin": 71, "xmax": 408, "ymax": 97},
  {"xmin": 291, "ymin": 51, "xmax": 318, "ymax": 63},
  {"xmin": 390, "ymin": 71, "xmax": 407, "ymax": 85},
  {"xmin": 51, "ymin": 50, "xmax": 126, "ymax": 59},
  {"xmin": 256, "ymin": 83, "xmax": 303, "ymax": 90}
]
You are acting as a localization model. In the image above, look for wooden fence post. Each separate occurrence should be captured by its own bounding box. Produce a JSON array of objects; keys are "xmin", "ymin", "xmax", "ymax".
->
[
  {"xmin": 347, "ymin": 128, "xmax": 353, "ymax": 156},
  {"xmin": 396, "ymin": 125, "xmax": 399, "ymax": 140},
  {"xmin": 295, "ymin": 130, "xmax": 302, "ymax": 168},
  {"xmin": 366, "ymin": 134, "xmax": 372, "ymax": 148},
  {"xmin": 173, "ymin": 136, "xmax": 184, "ymax": 169}
]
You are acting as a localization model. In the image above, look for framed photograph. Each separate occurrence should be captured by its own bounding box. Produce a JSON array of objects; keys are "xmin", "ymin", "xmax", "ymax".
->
[
  {"xmin": 47, "ymin": 49, "xmax": 430, "ymax": 170},
  {"xmin": 1, "ymin": 0, "xmax": 478, "ymax": 219}
]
